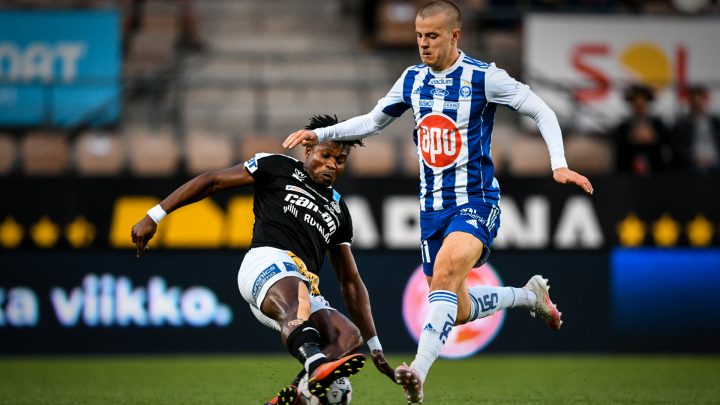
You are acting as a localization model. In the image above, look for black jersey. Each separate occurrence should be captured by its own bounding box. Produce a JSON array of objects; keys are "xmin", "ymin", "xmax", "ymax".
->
[{"xmin": 243, "ymin": 153, "xmax": 353, "ymax": 274}]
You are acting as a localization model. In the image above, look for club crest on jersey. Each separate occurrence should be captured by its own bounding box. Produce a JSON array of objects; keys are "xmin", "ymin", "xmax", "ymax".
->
[
  {"xmin": 460, "ymin": 85, "xmax": 472, "ymax": 98},
  {"xmin": 417, "ymin": 113, "xmax": 462, "ymax": 168},
  {"xmin": 292, "ymin": 169, "xmax": 306, "ymax": 182},
  {"xmin": 329, "ymin": 201, "xmax": 341, "ymax": 214}
]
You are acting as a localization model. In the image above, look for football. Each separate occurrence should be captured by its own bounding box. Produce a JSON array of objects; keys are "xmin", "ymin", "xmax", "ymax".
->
[{"xmin": 298, "ymin": 375, "xmax": 352, "ymax": 405}]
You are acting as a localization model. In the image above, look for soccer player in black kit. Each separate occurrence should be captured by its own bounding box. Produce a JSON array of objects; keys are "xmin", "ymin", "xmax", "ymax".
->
[{"xmin": 131, "ymin": 115, "xmax": 394, "ymax": 404}]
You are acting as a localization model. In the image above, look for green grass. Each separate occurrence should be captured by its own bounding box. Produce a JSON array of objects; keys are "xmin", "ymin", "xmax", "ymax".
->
[{"xmin": 1, "ymin": 354, "xmax": 719, "ymax": 404}]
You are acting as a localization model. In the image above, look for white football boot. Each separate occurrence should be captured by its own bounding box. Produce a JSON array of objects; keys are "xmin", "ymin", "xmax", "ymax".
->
[
  {"xmin": 394, "ymin": 363, "xmax": 424, "ymax": 404},
  {"xmin": 524, "ymin": 275, "xmax": 563, "ymax": 330}
]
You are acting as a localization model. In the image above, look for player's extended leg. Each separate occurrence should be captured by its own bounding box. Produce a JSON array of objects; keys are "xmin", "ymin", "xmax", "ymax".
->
[
  {"xmin": 262, "ymin": 280, "xmax": 365, "ymax": 399},
  {"xmin": 426, "ymin": 262, "xmax": 558, "ymax": 329},
  {"xmin": 396, "ymin": 232, "xmax": 481, "ymax": 404},
  {"xmin": 424, "ymin": 243, "xmax": 561, "ymax": 329},
  {"xmin": 458, "ymin": 273, "xmax": 562, "ymax": 330}
]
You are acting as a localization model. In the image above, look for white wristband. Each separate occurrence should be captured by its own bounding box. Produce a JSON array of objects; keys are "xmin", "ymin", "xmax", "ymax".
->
[
  {"xmin": 147, "ymin": 204, "xmax": 167, "ymax": 224},
  {"xmin": 367, "ymin": 336, "xmax": 382, "ymax": 351}
]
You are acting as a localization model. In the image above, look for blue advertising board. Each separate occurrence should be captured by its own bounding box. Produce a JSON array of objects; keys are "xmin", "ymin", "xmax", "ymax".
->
[
  {"xmin": 611, "ymin": 249, "xmax": 720, "ymax": 351},
  {"xmin": 0, "ymin": 11, "xmax": 120, "ymax": 127}
]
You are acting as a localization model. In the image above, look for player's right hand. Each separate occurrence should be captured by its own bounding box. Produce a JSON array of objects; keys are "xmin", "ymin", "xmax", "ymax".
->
[
  {"xmin": 131, "ymin": 216, "xmax": 157, "ymax": 258},
  {"xmin": 283, "ymin": 130, "xmax": 319, "ymax": 149},
  {"xmin": 371, "ymin": 349, "xmax": 397, "ymax": 383}
]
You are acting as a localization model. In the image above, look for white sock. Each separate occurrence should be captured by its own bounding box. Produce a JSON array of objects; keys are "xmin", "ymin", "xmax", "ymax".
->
[
  {"xmin": 466, "ymin": 286, "xmax": 537, "ymax": 321},
  {"xmin": 411, "ymin": 290, "xmax": 458, "ymax": 381}
]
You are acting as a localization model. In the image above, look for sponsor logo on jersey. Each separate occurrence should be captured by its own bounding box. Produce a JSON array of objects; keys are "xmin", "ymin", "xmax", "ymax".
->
[
  {"xmin": 466, "ymin": 219, "xmax": 478, "ymax": 228},
  {"xmin": 292, "ymin": 169, "xmax": 306, "ymax": 182},
  {"xmin": 417, "ymin": 113, "xmax": 462, "ymax": 168},
  {"xmin": 285, "ymin": 193, "xmax": 338, "ymax": 238},
  {"xmin": 303, "ymin": 214, "xmax": 332, "ymax": 243},
  {"xmin": 285, "ymin": 185, "xmax": 315, "ymax": 200},
  {"xmin": 420, "ymin": 100, "xmax": 459, "ymax": 110},
  {"xmin": 431, "ymin": 88, "xmax": 449, "ymax": 98},
  {"xmin": 429, "ymin": 78, "xmax": 453, "ymax": 86},
  {"xmin": 419, "ymin": 99, "xmax": 434, "ymax": 108},
  {"xmin": 412, "ymin": 87, "xmax": 422, "ymax": 95},
  {"xmin": 283, "ymin": 203, "xmax": 299, "ymax": 217},
  {"xmin": 245, "ymin": 157, "xmax": 258, "ymax": 173}
]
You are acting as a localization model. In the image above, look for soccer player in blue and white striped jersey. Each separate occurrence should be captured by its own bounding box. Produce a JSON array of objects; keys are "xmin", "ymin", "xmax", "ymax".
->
[{"xmin": 284, "ymin": 1, "xmax": 594, "ymax": 403}]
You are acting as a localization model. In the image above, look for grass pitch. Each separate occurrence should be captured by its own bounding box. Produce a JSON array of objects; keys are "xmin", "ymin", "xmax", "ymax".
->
[{"xmin": 1, "ymin": 354, "xmax": 718, "ymax": 404}]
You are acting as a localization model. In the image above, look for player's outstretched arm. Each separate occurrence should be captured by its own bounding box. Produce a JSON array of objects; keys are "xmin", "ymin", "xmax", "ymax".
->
[
  {"xmin": 553, "ymin": 167, "xmax": 594, "ymax": 195},
  {"xmin": 131, "ymin": 164, "xmax": 255, "ymax": 257},
  {"xmin": 328, "ymin": 244, "xmax": 396, "ymax": 383},
  {"xmin": 283, "ymin": 130, "xmax": 319, "ymax": 149},
  {"xmin": 284, "ymin": 108, "xmax": 395, "ymax": 149}
]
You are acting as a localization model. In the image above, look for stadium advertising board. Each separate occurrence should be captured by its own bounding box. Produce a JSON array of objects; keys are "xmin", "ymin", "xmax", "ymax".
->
[
  {"xmin": 0, "ymin": 11, "xmax": 120, "ymax": 127},
  {"xmin": 524, "ymin": 15, "xmax": 720, "ymax": 132},
  {"xmin": 0, "ymin": 251, "xmax": 252, "ymax": 353},
  {"xmin": 0, "ymin": 250, "xmax": 609, "ymax": 354},
  {"xmin": 611, "ymin": 249, "xmax": 720, "ymax": 351},
  {"xmin": 2, "ymin": 175, "xmax": 719, "ymax": 353},
  {"xmin": 1, "ymin": 175, "xmax": 718, "ymax": 251}
]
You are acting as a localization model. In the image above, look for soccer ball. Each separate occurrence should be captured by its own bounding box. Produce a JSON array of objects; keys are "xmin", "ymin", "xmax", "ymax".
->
[{"xmin": 298, "ymin": 375, "xmax": 352, "ymax": 405}]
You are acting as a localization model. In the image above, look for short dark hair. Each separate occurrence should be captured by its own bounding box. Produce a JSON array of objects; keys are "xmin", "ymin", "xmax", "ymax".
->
[
  {"xmin": 623, "ymin": 84, "xmax": 655, "ymax": 102},
  {"xmin": 305, "ymin": 114, "xmax": 364, "ymax": 148},
  {"xmin": 418, "ymin": 0, "xmax": 462, "ymax": 30}
]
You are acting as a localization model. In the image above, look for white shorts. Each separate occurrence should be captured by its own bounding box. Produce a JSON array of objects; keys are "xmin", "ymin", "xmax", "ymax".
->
[{"xmin": 237, "ymin": 246, "xmax": 335, "ymax": 331}]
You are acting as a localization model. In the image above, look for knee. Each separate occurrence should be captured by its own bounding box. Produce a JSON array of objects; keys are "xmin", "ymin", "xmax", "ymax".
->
[{"xmin": 430, "ymin": 262, "xmax": 463, "ymax": 291}]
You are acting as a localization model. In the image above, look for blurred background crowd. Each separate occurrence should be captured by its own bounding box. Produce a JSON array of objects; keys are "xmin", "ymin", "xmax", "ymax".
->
[{"xmin": 0, "ymin": 0, "xmax": 719, "ymax": 179}]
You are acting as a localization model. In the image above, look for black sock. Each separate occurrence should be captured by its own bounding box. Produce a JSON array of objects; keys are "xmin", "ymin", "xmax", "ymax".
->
[
  {"xmin": 286, "ymin": 320, "xmax": 327, "ymax": 374},
  {"xmin": 291, "ymin": 368, "xmax": 306, "ymax": 386}
]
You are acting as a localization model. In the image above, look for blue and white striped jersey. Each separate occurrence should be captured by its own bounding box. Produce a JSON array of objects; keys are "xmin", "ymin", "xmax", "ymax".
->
[
  {"xmin": 314, "ymin": 50, "xmax": 567, "ymax": 211},
  {"xmin": 377, "ymin": 51, "xmax": 531, "ymax": 212}
]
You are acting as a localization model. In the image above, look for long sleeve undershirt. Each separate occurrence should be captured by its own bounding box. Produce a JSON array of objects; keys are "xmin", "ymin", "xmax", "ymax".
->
[{"xmin": 316, "ymin": 63, "xmax": 568, "ymax": 171}]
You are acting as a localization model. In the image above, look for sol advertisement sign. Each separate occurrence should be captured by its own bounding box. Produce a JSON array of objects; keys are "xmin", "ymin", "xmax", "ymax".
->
[
  {"xmin": 524, "ymin": 15, "xmax": 720, "ymax": 131},
  {"xmin": 402, "ymin": 263, "xmax": 505, "ymax": 359}
]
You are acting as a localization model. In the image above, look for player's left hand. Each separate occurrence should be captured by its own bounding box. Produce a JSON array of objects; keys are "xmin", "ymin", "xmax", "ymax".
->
[
  {"xmin": 283, "ymin": 130, "xmax": 319, "ymax": 149},
  {"xmin": 553, "ymin": 167, "xmax": 594, "ymax": 195},
  {"xmin": 371, "ymin": 349, "xmax": 397, "ymax": 383}
]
